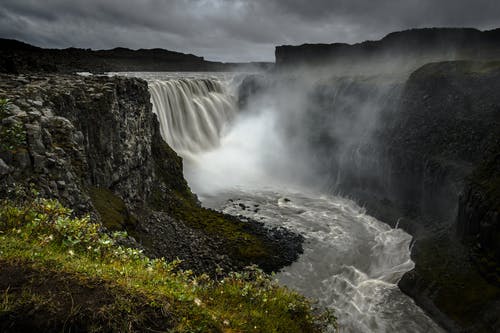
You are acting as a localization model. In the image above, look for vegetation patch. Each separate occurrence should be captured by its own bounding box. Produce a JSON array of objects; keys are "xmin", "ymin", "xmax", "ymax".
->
[
  {"xmin": 150, "ymin": 139, "xmax": 275, "ymax": 267},
  {"xmin": 88, "ymin": 186, "xmax": 138, "ymax": 231},
  {"xmin": 414, "ymin": 61, "xmax": 500, "ymax": 79},
  {"xmin": 0, "ymin": 195, "xmax": 335, "ymax": 332},
  {"xmin": 0, "ymin": 99, "xmax": 27, "ymax": 153}
]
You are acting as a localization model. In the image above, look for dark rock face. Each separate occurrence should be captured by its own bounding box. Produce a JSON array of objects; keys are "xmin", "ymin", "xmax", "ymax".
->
[
  {"xmin": 457, "ymin": 149, "xmax": 500, "ymax": 281},
  {"xmin": 0, "ymin": 73, "xmax": 302, "ymax": 275},
  {"xmin": 276, "ymin": 28, "xmax": 500, "ymax": 71},
  {"xmin": 238, "ymin": 60, "xmax": 500, "ymax": 332},
  {"xmin": 310, "ymin": 62, "xmax": 500, "ymax": 332},
  {"xmin": 356, "ymin": 61, "xmax": 500, "ymax": 225},
  {"xmin": 0, "ymin": 38, "xmax": 273, "ymax": 74}
]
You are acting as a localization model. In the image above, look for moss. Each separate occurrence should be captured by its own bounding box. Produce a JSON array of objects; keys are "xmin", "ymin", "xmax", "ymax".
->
[
  {"xmin": 172, "ymin": 190, "xmax": 268, "ymax": 260},
  {"xmin": 0, "ymin": 197, "xmax": 333, "ymax": 332},
  {"xmin": 0, "ymin": 122, "xmax": 27, "ymax": 153},
  {"xmin": 414, "ymin": 61, "xmax": 500, "ymax": 79},
  {"xmin": 88, "ymin": 186, "xmax": 137, "ymax": 231},
  {"xmin": 150, "ymin": 139, "xmax": 272, "ymax": 266}
]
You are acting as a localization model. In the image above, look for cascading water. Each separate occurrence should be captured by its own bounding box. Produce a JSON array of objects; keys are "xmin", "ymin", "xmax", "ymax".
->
[
  {"xmin": 148, "ymin": 76, "xmax": 237, "ymax": 157},
  {"xmin": 140, "ymin": 72, "xmax": 443, "ymax": 333}
]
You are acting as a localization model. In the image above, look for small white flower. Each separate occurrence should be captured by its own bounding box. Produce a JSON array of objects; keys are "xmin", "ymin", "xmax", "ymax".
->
[
  {"xmin": 68, "ymin": 249, "xmax": 75, "ymax": 256},
  {"xmin": 223, "ymin": 319, "xmax": 230, "ymax": 326},
  {"xmin": 194, "ymin": 298, "xmax": 202, "ymax": 306}
]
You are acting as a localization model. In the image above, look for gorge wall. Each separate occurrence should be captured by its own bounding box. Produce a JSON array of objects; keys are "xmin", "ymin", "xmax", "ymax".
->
[
  {"xmin": 238, "ymin": 28, "xmax": 500, "ymax": 331},
  {"xmin": 0, "ymin": 73, "xmax": 303, "ymax": 275}
]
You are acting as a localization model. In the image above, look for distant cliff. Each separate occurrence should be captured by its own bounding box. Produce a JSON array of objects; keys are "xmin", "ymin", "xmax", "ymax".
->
[
  {"xmin": 238, "ymin": 59, "xmax": 500, "ymax": 332},
  {"xmin": 276, "ymin": 28, "xmax": 500, "ymax": 71},
  {"xmin": 307, "ymin": 61, "xmax": 500, "ymax": 332},
  {"xmin": 0, "ymin": 38, "xmax": 272, "ymax": 73}
]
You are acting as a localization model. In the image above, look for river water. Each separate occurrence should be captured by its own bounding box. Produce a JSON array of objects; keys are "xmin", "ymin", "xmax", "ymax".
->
[{"xmin": 201, "ymin": 187, "xmax": 444, "ymax": 333}]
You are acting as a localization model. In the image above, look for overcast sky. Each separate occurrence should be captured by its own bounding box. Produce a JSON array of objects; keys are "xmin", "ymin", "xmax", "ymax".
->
[{"xmin": 1, "ymin": 0, "xmax": 499, "ymax": 62}]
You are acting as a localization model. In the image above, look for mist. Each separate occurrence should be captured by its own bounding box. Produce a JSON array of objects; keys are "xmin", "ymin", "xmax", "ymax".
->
[{"xmin": 175, "ymin": 62, "xmax": 407, "ymax": 205}]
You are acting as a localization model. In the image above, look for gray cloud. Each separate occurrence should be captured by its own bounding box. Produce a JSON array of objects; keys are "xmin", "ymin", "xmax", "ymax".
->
[{"xmin": 0, "ymin": 0, "xmax": 499, "ymax": 62}]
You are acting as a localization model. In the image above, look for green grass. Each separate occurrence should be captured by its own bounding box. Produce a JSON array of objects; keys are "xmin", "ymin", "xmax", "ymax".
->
[
  {"xmin": 0, "ymin": 196, "xmax": 335, "ymax": 332},
  {"xmin": 88, "ymin": 186, "xmax": 138, "ymax": 231}
]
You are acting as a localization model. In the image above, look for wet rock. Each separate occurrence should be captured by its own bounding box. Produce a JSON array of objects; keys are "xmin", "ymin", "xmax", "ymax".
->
[
  {"xmin": 25, "ymin": 122, "xmax": 45, "ymax": 153},
  {"xmin": 0, "ymin": 158, "xmax": 11, "ymax": 175},
  {"xmin": 14, "ymin": 150, "xmax": 31, "ymax": 169}
]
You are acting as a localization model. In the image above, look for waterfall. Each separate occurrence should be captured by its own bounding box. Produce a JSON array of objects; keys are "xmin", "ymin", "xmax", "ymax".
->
[
  {"xmin": 149, "ymin": 78, "xmax": 236, "ymax": 156},
  {"xmin": 141, "ymin": 72, "xmax": 443, "ymax": 332}
]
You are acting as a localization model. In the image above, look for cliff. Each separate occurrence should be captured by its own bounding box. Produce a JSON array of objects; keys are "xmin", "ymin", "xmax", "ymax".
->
[
  {"xmin": 276, "ymin": 28, "xmax": 500, "ymax": 72},
  {"xmin": 238, "ymin": 60, "xmax": 500, "ymax": 332},
  {"xmin": 0, "ymin": 73, "xmax": 328, "ymax": 331},
  {"xmin": 313, "ymin": 61, "xmax": 500, "ymax": 332},
  {"xmin": 0, "ymin": 73, "xmax": 302, "ymax": 274},
  {"xmin": 457, "ymin": 148, "xmax": 500, "ymax": 284},
  {"xmin": 385, "ymin": 62, "xmax": 500, "ymax": 333},
  {"xmin": 0, "ymin": 38, "xmax": 272, "ymax": 73}
]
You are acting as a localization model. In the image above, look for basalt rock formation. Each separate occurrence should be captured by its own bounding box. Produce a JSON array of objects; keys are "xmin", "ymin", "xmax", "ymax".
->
[{"xmin": 0, "ymin": 73, "xmax": 302, "ymax": 275}]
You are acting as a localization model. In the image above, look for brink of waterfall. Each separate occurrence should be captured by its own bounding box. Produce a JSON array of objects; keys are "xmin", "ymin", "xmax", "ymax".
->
[{"xmin": 149, "ymin": 78, "xmax": 237, "ymax": 156}]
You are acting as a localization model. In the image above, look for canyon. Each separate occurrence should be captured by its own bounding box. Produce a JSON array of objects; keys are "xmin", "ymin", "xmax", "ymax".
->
[{"xmin": 0, "ymin": 28, "xmax": 499, "ymax": 332}]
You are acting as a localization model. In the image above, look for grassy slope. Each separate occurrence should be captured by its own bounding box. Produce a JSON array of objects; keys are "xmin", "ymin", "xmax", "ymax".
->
[{"xmin": 0, "ymin": 196, "xmax": 335, "ymax": 332}]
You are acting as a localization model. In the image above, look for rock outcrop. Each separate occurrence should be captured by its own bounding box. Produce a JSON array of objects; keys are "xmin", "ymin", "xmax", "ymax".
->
[
  {"xmin": 0, "ymin": 73, "xmax": 302, "ymax": 275},
  {"xmin": 457, "ymin": 148, "xmax": 500, "ymax": 281}
]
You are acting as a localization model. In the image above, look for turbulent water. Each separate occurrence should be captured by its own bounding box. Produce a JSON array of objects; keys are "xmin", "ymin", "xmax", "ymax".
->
[
  {"xmin": 203, "ymin": 189, "xmax": 443, "ymax": 333},
  {"xmin": 136, "ymin": 72, "xmax": 443, "ymax": 333}
]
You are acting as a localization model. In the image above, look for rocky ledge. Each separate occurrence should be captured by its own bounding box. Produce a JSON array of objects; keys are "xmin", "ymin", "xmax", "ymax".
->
[{"xmin": 0, "ymin": 73, "xmax": 303, "ymax": 275}]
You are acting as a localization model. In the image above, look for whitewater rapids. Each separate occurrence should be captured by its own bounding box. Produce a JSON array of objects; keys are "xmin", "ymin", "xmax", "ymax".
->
[
  {"xmin": 203, "ymin": 188, "xmax": 444, "ymax": 333},
  {"xmin": 118, "ymin": 72, "xmax": 444, "ymax": 333}
]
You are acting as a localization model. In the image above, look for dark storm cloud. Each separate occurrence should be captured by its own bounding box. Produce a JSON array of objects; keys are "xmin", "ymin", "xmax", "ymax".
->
[{"xmin": 0, "ymin": 0, "xmax": 498, "ymax": 62}]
